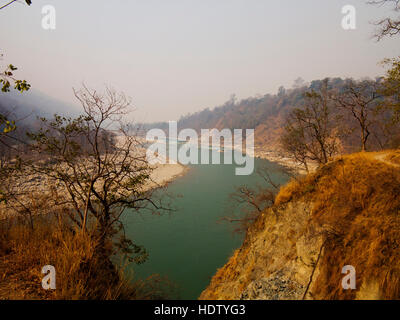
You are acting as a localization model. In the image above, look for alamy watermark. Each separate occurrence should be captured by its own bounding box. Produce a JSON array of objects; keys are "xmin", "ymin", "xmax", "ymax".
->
[
  {"xmin": 341, "ymin": 265, "xmax": 356, "ymax": 290},
  {"xmin": 146, "ymin": 121, "xmax": 255, "ymax": 176},
  {"xmin": 41, "ymin": 265, "xmax": 56, "ymax": 290},
  {"xmin": 40, "ymin": 5, "xmax": 356, "ymax": 31},
  {"xmin": 342, "ymin": 5, "xmax": 356, "ymax": 30},
  {"xmin": 41, "ymin": 5, "xmax": 56, "ymax": 30}
]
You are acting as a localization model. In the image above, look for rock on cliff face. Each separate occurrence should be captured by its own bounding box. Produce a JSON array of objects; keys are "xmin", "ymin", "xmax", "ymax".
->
[
  {"xmin": 240, "ymin": 272, "xmax": 304, "ymax": 300},
  {"xmin": 200, "ymin": 152, "xmax": 400, "ymax": 300}
]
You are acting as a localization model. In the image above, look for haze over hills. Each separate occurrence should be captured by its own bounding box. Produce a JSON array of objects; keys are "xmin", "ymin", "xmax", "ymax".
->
[
  {"xmin": 0, "ymin": 89, "xmax": 80, "ymax": 125},
  {"xmin": 142, "ymin": 77, "xmax": 400, "ymax": 154},
  {"xmin": 3, "ymin": 76, "xmax": 399, "ymax": 156}
]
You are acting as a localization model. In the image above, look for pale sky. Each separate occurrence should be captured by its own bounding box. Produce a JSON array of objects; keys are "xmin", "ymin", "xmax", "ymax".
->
[{"xmin": 0, "ymin": 0, "xmax": 399, "ymax": 122}]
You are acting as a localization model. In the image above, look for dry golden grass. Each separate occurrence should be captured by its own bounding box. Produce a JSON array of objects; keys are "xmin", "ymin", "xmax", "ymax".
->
[
  {"xmin": 0, "ymin": 216, "xmax": 173, "ymax": 300},
  {"xmin": 276, "ymin": 151, "xmax": 400, "ymax": 299},
  {"xmin": 202, "ymin": 151, "xmax": 400, "ymax": 300},
  {"xmin": 385, "ymin": 149, "xmax": 400, "ymax": 165}
]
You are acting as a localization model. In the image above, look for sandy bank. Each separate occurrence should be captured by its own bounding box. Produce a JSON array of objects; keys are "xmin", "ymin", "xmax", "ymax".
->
[
  {"xmin": 145, "ymin": 162, "xmax": 189, "ymax": 191},
  {"xmin": 0, "ymin": 159, "xmax": 189, "ymax": 220}
]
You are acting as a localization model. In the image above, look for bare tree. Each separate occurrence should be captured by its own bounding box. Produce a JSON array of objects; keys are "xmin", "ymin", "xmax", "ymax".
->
[
  {"xmin": 281, "ymin": 79, "xmax": 341, "ymax": 172},
  {"xmin": 280, "ymin": 125, "xmax": 311, "ymax": 173},
  {"xmin": 368, "ymin": 0, "xmax": 400, "ymax": 40},
  {"xmin": 333, "ymin": 79, "xmax": 381, "ymax": 152},
  {"xmin": 25, "ymin": 85, "xmax": 169, "ymax": 261},
  {"xmin": 379, "ymin": 57, "xmax": 400, "ymax": 124},
  {"xmin": 371, "ymin": 110, "xmax": 400, "ymax": 149},
  {"xmin": 222, "ymin": 165, "xmax": 288, "ymax": 234},
  {"xmin": 0, "ymin": 0, "xmax": 31, "ymax": 10}
]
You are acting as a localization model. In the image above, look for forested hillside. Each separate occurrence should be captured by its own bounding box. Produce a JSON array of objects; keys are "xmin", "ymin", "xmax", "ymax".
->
[{"xmin": 144, "ymin": 77, "xmax": 400, "ymax": 154}]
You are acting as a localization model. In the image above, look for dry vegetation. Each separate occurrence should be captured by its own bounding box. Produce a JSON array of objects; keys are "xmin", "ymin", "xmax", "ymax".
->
[
  {"xmin": 385, "ymin": 149, "xmax": 400, "ymax": 165},
  {"xmin": 0, "ymin": 214, "xmax": 174, "ymax": 300},
  {"xmin": 276, "ymin": 152, "xmax": 400, "ymax": 299},
  {"xmin": 0, "ymin": 86, "xmax": 176, "ymax": 300},
  {"xmin": 201, "ymin": 151, "xmax": 400, "ymax": 300}
]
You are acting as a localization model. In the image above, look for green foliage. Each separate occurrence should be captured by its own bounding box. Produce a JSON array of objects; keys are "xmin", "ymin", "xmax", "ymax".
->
[
  {"xmin": 0, "ymin": 114, "xmax": 16, "ymax": 134},
  {"xmin": 0, "ymin": 64, "xmax": 31, "ymax": 93},
  {"xmin": 0, "ymin": 61, "xmax": 31, "ymax": 136}
]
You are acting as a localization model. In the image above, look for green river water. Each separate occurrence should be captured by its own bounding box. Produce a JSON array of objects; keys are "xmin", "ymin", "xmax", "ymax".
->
[{"xmin": 122, "ymin": 144, "xmax": 289, "ymax": 299}]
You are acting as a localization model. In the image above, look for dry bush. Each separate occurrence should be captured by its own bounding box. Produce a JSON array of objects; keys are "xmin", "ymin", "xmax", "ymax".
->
[{"xmin": 274, "ymin": 179, "xmax": 305, "ymax": 205}]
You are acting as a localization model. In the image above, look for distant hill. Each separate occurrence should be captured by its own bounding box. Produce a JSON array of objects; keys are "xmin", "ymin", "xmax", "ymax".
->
[
  {"xmin": 142, "ymin": 77, "xmax": 400, "ymax": 153},
  {"xmin": 0, "ymin": 89, "xmax": 80, "ymax": 123},
  {"xmin": 0, "ymin": 89, "xmax": 81, "ymax": 146}
]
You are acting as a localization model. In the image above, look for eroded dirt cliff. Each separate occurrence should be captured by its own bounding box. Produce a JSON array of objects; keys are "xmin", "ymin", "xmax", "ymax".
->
[{"xmin": 200, "ymin": 151, "xmax": 400, "ymax": 300}]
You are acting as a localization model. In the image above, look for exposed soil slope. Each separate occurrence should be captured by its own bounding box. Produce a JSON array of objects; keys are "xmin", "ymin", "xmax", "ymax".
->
[{"xmin": 200, "ymin": 151, "xmax": 400, "ymax": 300}]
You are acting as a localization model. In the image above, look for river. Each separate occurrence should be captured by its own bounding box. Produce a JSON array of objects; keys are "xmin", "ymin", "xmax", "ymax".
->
[{"xmin": 122, "ymin": 143, "xmax": 289, "ymax": 299}]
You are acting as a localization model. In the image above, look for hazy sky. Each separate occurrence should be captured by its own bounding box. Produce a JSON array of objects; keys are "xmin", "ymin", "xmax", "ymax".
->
[{"xmin": 0, "ymin": 0, "xmax": 399, "ymax": 122}]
